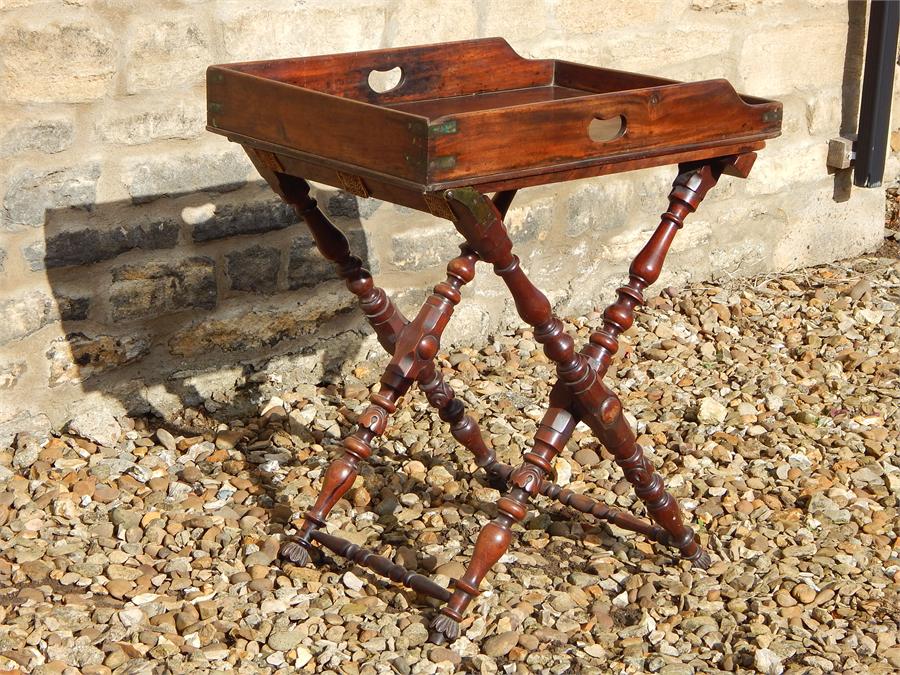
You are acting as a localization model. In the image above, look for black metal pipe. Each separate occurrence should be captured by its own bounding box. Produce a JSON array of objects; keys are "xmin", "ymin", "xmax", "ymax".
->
[{"xmin": 855, "ymin": 0, "xmax": 900, "ymax": 188}]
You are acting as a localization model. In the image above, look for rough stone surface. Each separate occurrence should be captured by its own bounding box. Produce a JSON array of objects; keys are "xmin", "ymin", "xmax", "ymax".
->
[
  {"xmin": 0, "ymin": 116, "xmax": 74, "ymax": 157},
  {"xmin": 740, "ymin": 22, "xmax": 848, "ymax": 95},
  {"xmin": 287, "ymin": 229, "xmax": 369, "ymax": 289},
  {"xmin": 217, "ymin": 3, "xmax": 386, "ymax": 61},
  {"xmin": 168, "ymin": 294, "xmax": 355, "ymax": 357},
  {"xmin": 58, "ymin": 296, "xmax": 91, "ymax": 322},
  {"xmin": 24, "ymin": 219, "xmax": 180, "ymax": 270},
  {"xmin": 94, "ymin": 99, "xmax": 204, "ymax": 146},
  {"xmin": 566, "ymin": 179, "xmax": 632, "ymax": 237},
  {"xmin": 123, "ymin": 149, "xmax": 251, "ymax": 204},
  {"xmin": 66, "ymin": 409, "xmax": 121, "ymax": 447},
  {"xmin": 2, "ymin": 164, "xmax": 101, "ymax": 230},
  {"xmin": 0, "ymin": 290, "xmax": 54, "ymax": 345},
  {"xmin": 0, "ymin": 411, "xmax": 51, "ymax": 448},
  {"xmin": 391, "ymin": 220, "xmax": 461, "ymax": 271},
  {"xmin": 226, "ymin": 245, "xmax": 281, "ymax": 294},
  {"xmin": 0, "ymin": 361, "xmax": 27, "ymax": 390},
  {"xmin": 109, "ymin": 257, "xmax": 217, "ymax": 322},
  {"xmin": 124, "ymin": 18, "xmax": 209, "ymax": 94},
  {"xmin": 47, "ymin": 332, "xmax": 151, "ymax": 386},
  {"xmin": 0, "ymin": 16, "xmax": 116, "ymax": 103},
  {"xmin": 190, "ymin": 199, "xmax": 297, "ymax": 242},
  {"xmin": 325, "ymin": 192, "xmax": 382, "ymax": 220}
]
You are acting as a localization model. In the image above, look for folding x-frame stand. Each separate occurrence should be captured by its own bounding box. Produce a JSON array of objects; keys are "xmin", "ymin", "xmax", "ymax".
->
[{"xmin": 265, "ymin": 153, "xmax": 754, "ymax": 644}]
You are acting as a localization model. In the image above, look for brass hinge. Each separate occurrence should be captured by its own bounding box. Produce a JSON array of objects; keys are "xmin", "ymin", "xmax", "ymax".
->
[
  {"xmin": 429, "ymin": 155, "xmax": 457, "ymax": 172},
  {"xmin": 429, "ymin": 120, "xmax": 458, "ymax": 137},
  {"xmin": 443, "ymin": 187, "xmax": 493, "ymax": 226}
]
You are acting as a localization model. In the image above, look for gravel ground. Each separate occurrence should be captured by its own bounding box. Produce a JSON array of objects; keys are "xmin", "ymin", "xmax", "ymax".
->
[{"xmin": 1, "ymin": 255, "xmax": 898, "ymax": 675}]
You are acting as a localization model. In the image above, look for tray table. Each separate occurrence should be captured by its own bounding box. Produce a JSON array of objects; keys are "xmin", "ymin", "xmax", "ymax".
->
[{"xmin": 207, "ymin": 37, "xmax": 782, "ymax": 644}]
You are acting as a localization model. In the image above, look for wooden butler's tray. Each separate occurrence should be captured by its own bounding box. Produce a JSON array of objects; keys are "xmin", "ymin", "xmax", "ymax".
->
[
  {"xmin": 203, "ymin": 38, "xmax": 785, "ymax": 642},
  {"xmin": 206, "ymin": 37, "xmax": 782, "ymax": 216}
]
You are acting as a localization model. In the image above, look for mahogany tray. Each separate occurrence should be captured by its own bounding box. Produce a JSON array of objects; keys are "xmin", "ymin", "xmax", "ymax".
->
[{"xmin": 206, "ymin": 38, "xmax": 781, "ymax": 216}]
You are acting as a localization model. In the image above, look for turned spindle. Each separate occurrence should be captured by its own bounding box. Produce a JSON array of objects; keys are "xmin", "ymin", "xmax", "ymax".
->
[
  {"xmin": 283, "ymin": 244, "xmax": 488, "ymax": 565},
  {"xmin": 432, "ymin": 188, "xmax": 597, "ymax": 642},
  {"xmin": 585, "ymin": 164, "xmax": 722, "ymax": 376},
  {"xmin": 591, "ymin": 393, "xmax": 708, "ymax": 566},
  {"xmin": 274, "ymin": 174, "xmax": 408, "ymax": 353},
  {"xmin": 310, "ymin": 530, "xmax": 452, "ymax": 602}
]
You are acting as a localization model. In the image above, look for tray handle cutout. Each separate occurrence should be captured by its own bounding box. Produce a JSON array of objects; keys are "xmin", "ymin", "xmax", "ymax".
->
[
  {"xmin": 588, "ymin": 115, "xmax": 626, "ymax": 142},
  {"xmin": 368, "ymin": 66, "xmax": 403, "ymax": 94}
]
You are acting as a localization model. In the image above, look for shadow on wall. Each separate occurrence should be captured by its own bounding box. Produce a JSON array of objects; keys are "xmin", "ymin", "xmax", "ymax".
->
[
  {"xmin": 37, "ymin": 180, "xmax": 378, "ymax": 425},
  {"xmin": 832, "ymin": 0, "xmax": 869, "ymax": 202}
]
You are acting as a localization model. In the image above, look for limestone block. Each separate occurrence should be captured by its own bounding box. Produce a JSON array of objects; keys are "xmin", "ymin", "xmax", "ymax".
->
[
  {"xmin": 189, "ymin": 198, "xmax": 297, "ymax": 242},
  {"xmin": 392, "ymin": 0, "xmax": 477, "ymax": 46},
  {"xmin": 109, "ymin": 257, "xmax": 217, "ymax": 322},
  {"xmin": 0, "ymin": 114, "xmax": 74, "ymax": 157},
  {"xmin": 2, "ymin": 163, "xmax": 100, "ymax": 230},
  {"xmin": 93, "ymin": 97, "xmax": 205, "ymax": 146},
  {"xmin": 324, "ymin": 192, "xmax": 382, "ymax": 220},
  {"xmin": 564, "ymin": 178, "xmax": 633, "ymax": 238},
  {"xmin": 47, "ymin": 333, "xmax": 151, "ymax": 386},
  {"xmin": 226, "ymin": 245, "xmax": 281, "ymax": 294},
  {"xmin": 288, "ymin": 229, "xmax": 369, "ymax": 289},
  {"xmin": 555, "ymin": 0, "xmax": 663, "ymax": 33},
  {"xmin": 0, "ymin": 13, "xmax": 116, "ymax": 103},
  {"xmin": 804, "ymin": 87, "xmax": 843, "ymax": 136},
  {"xmin": 124, "ymin": 17, "xmax": 210, "ymax": 94},
  {"xmin": 483, "ymin": 0, "xmax": 551, "ymax": 44},
  {"xmin": 770, "ymin": 183, "xmax": 883, "ymax": 270},
  {"xmin": 390, "ymin": 218, "xmax": 461, "ymax": 271},
  {"xmin": 122, "ymin": 148, "xmax": 253, "ymax": 204},
  {"xmin": 739, "ymin": 22, "xmax": 848, "ymax": 95},
  {"xmin": 745, "ymin": 137, "xmax": 829, "ymax": 196},
  {"xmin": 0, "ymin": 361, "xmax": 27, "ymax": 391},
  {"xmin": 0, "ymin": 290, "xmax": 54, "ymax": 345},
  {"xmin": 58, "ymin": 296, "xmax": 90, "ymax": 321},
  {"xmin": 217, "ymin": 1, "xmax": 386, "ymax": 61},
  {"xmin": 167, "ymin": 291, "xmax": 355, "ymax": 357},
  {"xmin": 23, "ymin": 218, "xmax": 180, "ymax": 270},
  {"xmin": 688, "ymin": 0, "xmax": 780, "ymax": 14}
]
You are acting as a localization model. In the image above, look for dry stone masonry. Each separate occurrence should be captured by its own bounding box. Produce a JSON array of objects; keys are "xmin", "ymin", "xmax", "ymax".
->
[{"xmin": 0, "ymin": 0, "xmax": 894, "ymax": 441}]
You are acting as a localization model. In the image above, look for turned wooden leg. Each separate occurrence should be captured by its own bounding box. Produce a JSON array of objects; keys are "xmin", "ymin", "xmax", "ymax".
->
[
  {"xmin": 274, "ymin": 174, "xmax": 408, "ymax": 352},
  {"xmin": 586, "ymin": 157, "xmax": 750, "ymax": 376},
  {"xmin": 281, "ymin": 383, "xmax": 404, "ymax": 565},
  {"xmin": 570, "ymin": 160, "xmax": 747, "ymax": 567},
  {"xmin": 418, "ymin": 363, "xmax": 498, "ymax": 472},
  {"xmin": 591, "ymin": 391, "xmax": 709, "ymax": 567},
  {"xmin": 431, "ymin": 404, "xmax": 576, "ymax": 643},
  {"xmin": 431, "ymin": 188, "xmax": 598, "ymax": 642},
  {"xmin": 282, "ymin": 244, "xmax": 481, "ymax": 565}
]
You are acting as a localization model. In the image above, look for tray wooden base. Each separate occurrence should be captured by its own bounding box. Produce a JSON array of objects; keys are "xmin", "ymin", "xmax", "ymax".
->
[{"xmin": 254, "ymin": 154, "xmax": 754, "ymax": 643}]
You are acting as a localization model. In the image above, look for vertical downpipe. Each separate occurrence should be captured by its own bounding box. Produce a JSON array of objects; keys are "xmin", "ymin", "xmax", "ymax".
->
[{"xmin": 854, "ymin": 0, "xmax": 900, "ymax": 188}]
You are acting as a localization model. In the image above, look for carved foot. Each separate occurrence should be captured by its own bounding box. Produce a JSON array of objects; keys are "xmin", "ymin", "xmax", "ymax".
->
[
  {"xmin": 279, "ymin": 538, "xmax": 311, "ymax": 566},
  {"xmin": 688, "ymin": 547, "xmax": 712, "ymax": 570},
  {"xmin": 429, "ymin": 613, "xmax": 460, "ymax": 645}
]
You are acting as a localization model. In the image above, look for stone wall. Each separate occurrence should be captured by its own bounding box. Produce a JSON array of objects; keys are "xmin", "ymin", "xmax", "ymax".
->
[{"xmin": 0, "ymin": 0, "xmax": 891, "ymax": 441}]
